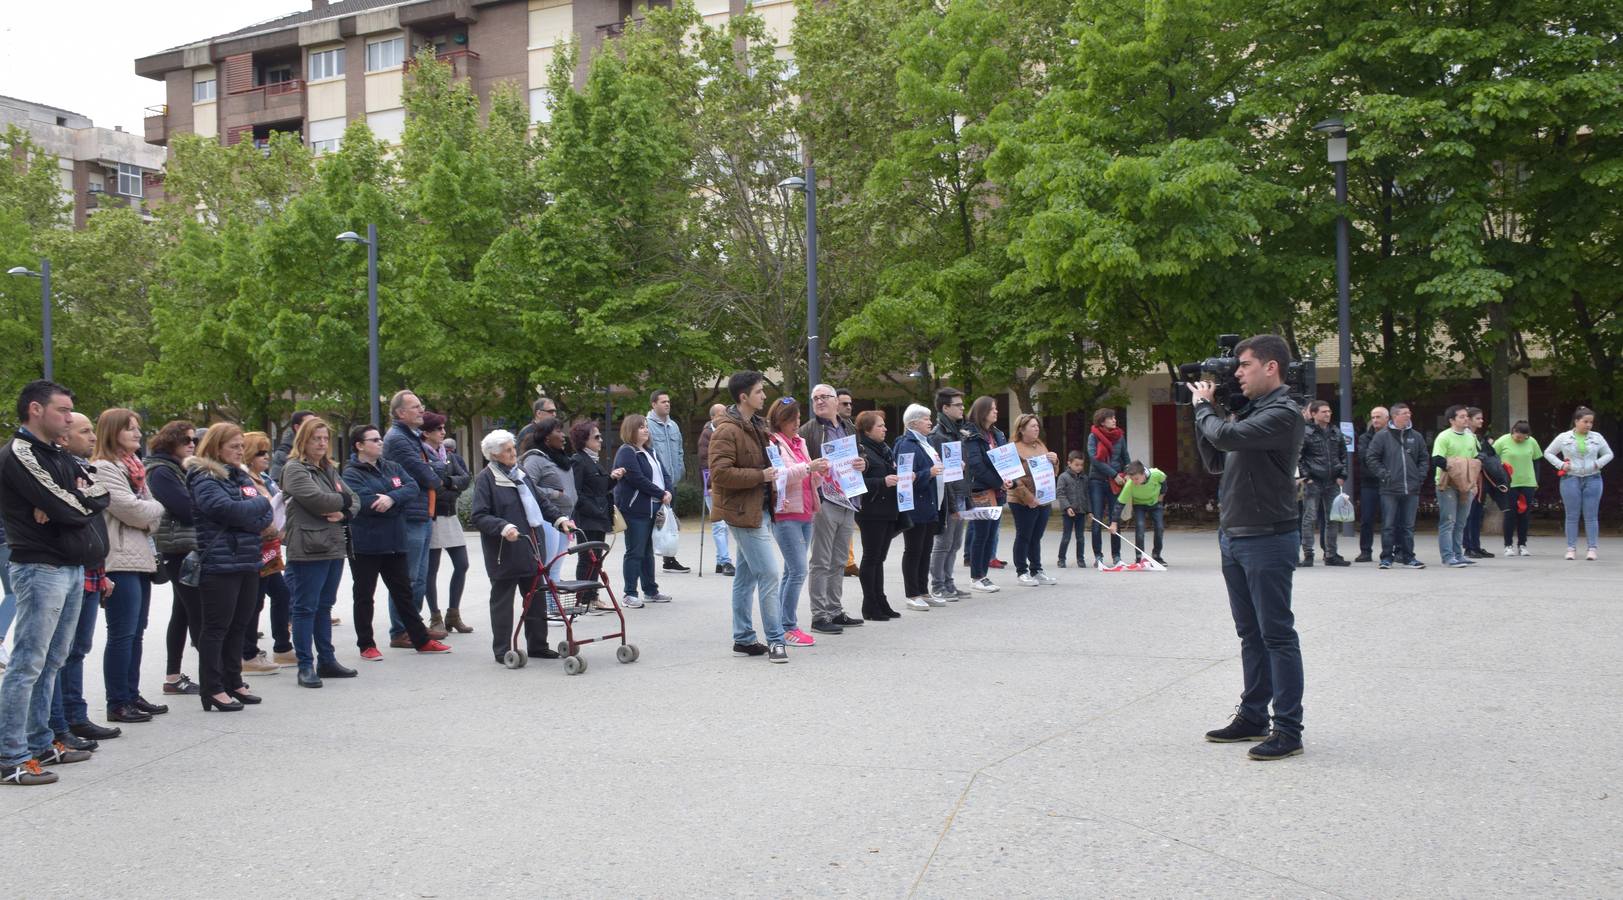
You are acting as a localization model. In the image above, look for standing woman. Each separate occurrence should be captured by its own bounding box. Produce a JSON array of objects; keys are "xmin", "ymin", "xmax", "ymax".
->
[
  {"xmin": 612, "ymin": 414, "xmax": 673, "ymax": 608},
  {"xmin": 1007, "ymin": 413, "xmax": 1060, "ymax": 586},
  {"xmin": 961, "ymin": 397, "xmax": 1010, "ymax": 593},
  {"xmin": 90, "ymin": 409, "xmax": 165, "ymax": 725},
  {"xmin": 1492, "ymin": 421, "xmax": 1541, "ymax": 557},
  {"xmin": 769, "ymin": 399, "xmax": 828, "ymax": 644},
  {"xmin": 144, "ymin": 420, "xmax": 202, "ymax": 701},
  {"xmin": 238, "ymin": 432, "xmax": 289, "ymax": 673},
  {"xmin": 423, "ymin": 414, "xmax": 474, "ymax": 634},
  {"xmin": 854, "ymin": 411, "xmax": 904, "ymax": 620},
  {"xmin": 278, "ymin": 417, "xmax": 360, "ymax": 688},
  {"xmin": 520, "ymin": 418, "xmax": 579, "ymax": 591},
  {"xmin": 570, "ymin": 421, "xmax": 620, "ymax": 609},
  {"xmin": 895, "ymin": 404, "xmax": 946, "ymax": 609},
  {"xmin": 1087, "ymin": 408, "xmax": 1130, "ymax": 567},
  {"xmin": 470, "ymin": 430, "xmax": 573, "ymax": 664},
  {"xmin": 186, "ymin": 424, "xmax": 274, "ymax": 711},
  {"xmin": 1544, "ymin": 407, "xmax": 1613, "ymax": 560}
]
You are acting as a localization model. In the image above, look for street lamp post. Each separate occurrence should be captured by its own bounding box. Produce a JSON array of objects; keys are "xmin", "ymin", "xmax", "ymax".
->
[
  {"xmin": 777, "ymin": 166, "xmax": 820, "ymax": 391},
  {"xmin": 336, "ymin": 226, "xmax": 380, "ymax": 427},
  {"xmin": 7, "ymin": 259, "xmax": 53, "ymax": 379},
  {"xmin": 1314, "ymin": 117, "xmax": 1354, "ymax": 536}
]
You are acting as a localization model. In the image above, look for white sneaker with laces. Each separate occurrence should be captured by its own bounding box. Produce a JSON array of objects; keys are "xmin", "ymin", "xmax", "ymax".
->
[
  {"xmin": 905, "ymin": 597, "xmax": 931, "ymax": 611},
  {"xmin": 1035, "ymin": 571, "xmax": 1058, "ymax": 585},
  {"xmin": 971, "ymin": 578, "xmax": 1000, "ymax": 593},
  {"xmin": 922, "ymin": 594, "xmax": 948, "ymax": 607},
  {"xmin": 1017, "ymin": 573, "xmax": 1040, "ymax": 586},
  {"xmin": 1587, "ymin": 548, "xmax": 1598, "ymax": 561},
  {"xmin": 1503, "ymin": 547, "xmax": 1516, "ymax": 558},
  {"xmin": 1517, "ymin": 545, "xmax": 1531, "ymax": 557},
  {"xmin": 623, "ymin": 595, "xmax": 645, "ymax": 608}
]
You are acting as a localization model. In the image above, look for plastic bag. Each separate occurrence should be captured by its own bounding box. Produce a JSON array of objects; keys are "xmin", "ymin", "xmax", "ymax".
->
[
  {"xmin": 652, "ymin": 503, "xmax": 680, "ymax": 556},
  {"xmin": 1328, "ymin": 491, "xmax": 1355, "ymax": 523}
]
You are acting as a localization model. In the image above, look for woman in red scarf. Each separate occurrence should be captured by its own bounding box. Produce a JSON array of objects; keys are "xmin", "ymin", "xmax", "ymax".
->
[{"xmin": 1086, "ymin": 409, "xmax": 1131, "ymax": 566}]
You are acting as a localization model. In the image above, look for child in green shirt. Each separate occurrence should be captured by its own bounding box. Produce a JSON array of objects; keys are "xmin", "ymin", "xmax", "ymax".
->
[
  {"xmin": 1112, "ymin": 462, "xmax": 1166, "ymax": 564},
  {"xmin": 1492, "ymin": 421, "xmax": 1541, "ymax": 556}
]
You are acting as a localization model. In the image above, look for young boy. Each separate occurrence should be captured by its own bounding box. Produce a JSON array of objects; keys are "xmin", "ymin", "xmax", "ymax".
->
[
  {"xmin": 1112, "ymin": 461, "xmax": 1167, "ymax": 565},
  {"xmin": 1056, "ymin": 451, "xmax": 1089, "ymax": 567}
]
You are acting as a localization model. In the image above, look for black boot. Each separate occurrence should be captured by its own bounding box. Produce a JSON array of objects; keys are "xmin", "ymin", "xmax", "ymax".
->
[{"xmin": 297, "ymin": 666, "xmax": 323, "ymax": 689}]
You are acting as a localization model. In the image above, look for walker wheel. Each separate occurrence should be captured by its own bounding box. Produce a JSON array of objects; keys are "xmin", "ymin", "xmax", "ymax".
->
[
  {"xmin": 617, "ymin": 644, "xmax": 636, "ymax": 664},
  {"xmin": 503, "ymin": 649, "xmax": 527, "ymax": 669},
  {"xmin": 564, "ymin": 655, "xmax": 585, "ymax": 676},
  {"xmin": 557, "ymin": 641, "xmax": 571, "ymax": 657}
]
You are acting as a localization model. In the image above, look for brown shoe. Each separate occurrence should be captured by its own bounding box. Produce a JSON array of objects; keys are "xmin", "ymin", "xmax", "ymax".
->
[
  {"xmin": 844, "ymin": 564, "xmax": 860, "ymax": 577},
  {"xmin": 443, "ymin": 609, "xmax": 474, "ymax": 634},
  {"xmin": 388, "ymin": 634, "xmax": 414, "ymax": 649},
  {"xmin": 427, "ymin": 614, "xmax": 449, "ymax": 640}
]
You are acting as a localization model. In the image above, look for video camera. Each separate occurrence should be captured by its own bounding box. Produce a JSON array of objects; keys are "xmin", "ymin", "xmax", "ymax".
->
[{"xmin": 1173, "ymin": 334, "xmax": 1307, "ymax": 413}]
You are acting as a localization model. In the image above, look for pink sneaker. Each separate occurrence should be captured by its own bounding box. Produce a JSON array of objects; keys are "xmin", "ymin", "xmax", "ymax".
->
[
  {"xmin": 359, "ymin": 648, "xmax": 383, "ymax": 661},
  {"xmin": 785, "ymin": 629, "xmax": 815, "ymax": 647}
]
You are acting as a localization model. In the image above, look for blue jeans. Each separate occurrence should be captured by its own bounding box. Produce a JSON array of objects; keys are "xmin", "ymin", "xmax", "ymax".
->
[
  {"xmin": 244, "ymin": 570, "xmax": 292, "ymax": 658},
  {"xmin": 1437, "ymin": 486, "xmax": 1471, "ymax": 563},
  {"xmin": 1010, "ymin": 504, "xmax": 1051, "ymax": 575},
  {"xmin": 102, "ymin": 572, "xmax": 152, "ymax": 707},
  {"xmin": 729, "ymin": 523, "xmax": 783, "ymax": 646},
  {"xmin": 1218, "ymin": 529, "xmax": 1303, "ymax": 738},
  {"xmin": 1057, "ymin": 513, "xmax": 1084, "ymax": 564},
  {"xmin": 1560, "ymin": 474, "xmax": 1603, "ymax": 550},
  {"xmin": 288, "ymin": 558, "xmax": 345, "ymax": 667},
  {"xmin": 772, "ymin": 518, "xmax": 813, "ymax": 632},
  {"xmin": 967, "ymin": 519, "xmax": 998, "ymax": 580},
  {"xmin": 0, "ymin": 562, "xmax": 84, "ymax": 765},
  {"xmin": 706, "ymin": 493, "xmax": 731, "ymax": 565},
  {"xmin": 0, "ymin": 544, "xmax": 15, "ymax": 638},
  {"xmin": 1129, "ymin": 504, "xmax": 1165, "ymax": 559},
  {"xmin": 622, "ymin": 514, "xmax": 659, "ymax": 598},
  {"xmin": 389, "ymin": 518, "xmax": 434, "ymax": 638},
  {"xmin": 51, "ymin": 589, "xmax": 99, "ymax": 732},
  {"xmin": 1380, "ymin": 494, "xmax": 1419, "ymax": 564},
  {"xmin": 1087, "ymin": 478, "xmax": 1122, "ymax": 560},
  {"xmin": 1358, "ymin": 483, "xmax": 1382, "ymax": 556}
]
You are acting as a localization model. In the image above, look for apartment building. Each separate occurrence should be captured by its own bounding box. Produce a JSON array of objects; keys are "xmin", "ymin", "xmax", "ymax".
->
[
  {"xmin": 1, "ymin": 96, "xmax": 167, "ymax": 229},
  {"xmin": 136, "ymin": 0, "xmax": 799, "ymax": 154}
]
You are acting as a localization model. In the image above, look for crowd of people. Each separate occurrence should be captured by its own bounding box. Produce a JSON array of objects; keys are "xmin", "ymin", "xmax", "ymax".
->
[{"xmin": 0, "ymin": 367, "xmax": 1611, "ymax": 783}]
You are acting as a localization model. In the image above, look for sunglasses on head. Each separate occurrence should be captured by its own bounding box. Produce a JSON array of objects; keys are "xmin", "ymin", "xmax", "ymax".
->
[{"xmin": 778, "ymin": 397, "xmax": 795, "ymax": 405}]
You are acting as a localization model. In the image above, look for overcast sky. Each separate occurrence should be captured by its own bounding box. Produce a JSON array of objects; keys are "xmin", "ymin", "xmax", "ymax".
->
[{"xmin": 1, "ymin": 1, "xmax": 309, "ymax": 132}]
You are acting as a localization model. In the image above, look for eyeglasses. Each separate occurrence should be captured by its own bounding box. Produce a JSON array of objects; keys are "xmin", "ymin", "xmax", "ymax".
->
[
  {"xmin": 254, "ymin": 450, "xmax": 270, "ymax": 458},
  {"xmin": 811, "ymin": 394, "xmax": 836, "ymax": 403},
  {"xmin": 541, "ymin": 407, "xmax": 557, "ymax": 415},
  {"xmin": 362, "ymin": 437, "xmax": 383, "ymax": 444}
]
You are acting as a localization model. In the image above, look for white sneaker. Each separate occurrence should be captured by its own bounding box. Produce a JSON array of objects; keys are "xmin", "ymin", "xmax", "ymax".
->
[
  {"xmin": 1565, "ymin": 548, "xmax": 1577, "ymax": 560},
  {"xmin": 971, "ymin": 578, "xmax": 1000, "ymax": 593},
  {"xmin": 1035, "ymin": 571, "xmax": 1058, "ymax": 585},
  {"xmin": 1517, "ymin": 545, "xmax": 1531, "ymax": 557},
  {"xmin": 922, "ymin": 594, "xmax": 948, "ymax": 607},
  {"xmin": 905, "ymin": 597, "xmax": 931, "ymax": 611},
  {"xmin": 623, "ymin": 595, "xmax": 645, "ymax": 608},
  {"xmin": 1587, "ymin": 548, "xmax": 1598, "ymax": 561},
  {"xmin": 928, "ymin": 590, "xmax": 955, "ymax": 605},
  {"xmin": 1017, "ymin": 574, "xmax": 1040, "ymax": 586},
  {"xmin": 1503, "ymin": 547, "xmax": 1516, "ymax": 558}
]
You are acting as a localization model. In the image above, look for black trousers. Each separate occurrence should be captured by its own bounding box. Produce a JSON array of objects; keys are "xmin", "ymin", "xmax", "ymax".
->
[
  {"xmin": 858, "ymin": 518, "xmax": 899, "ymax": 617},
  {"xmin": 900, "ymin": 520, "xmax": 937, "ymax": 598},
  {"xmin": 197, "ymin": 570, "xmax": 258, "ymax": 698},
  {"xmin": 350, "ymin": 552, "xmax": 430, "ymax": 650},
  {"xmin": 490, "ymin": 574, "xmax": 549, "ymax": 661},
  {"xmin": 163, "ymin": 553, "xmax": 202, "ymax": 675}
]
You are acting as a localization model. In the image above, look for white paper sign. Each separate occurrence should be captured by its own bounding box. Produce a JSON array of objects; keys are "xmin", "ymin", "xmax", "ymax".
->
[
  {"xmin": 896, "ymin": 453, "xmax": 915, "ymax": 513},
  {"xmin": 822, "ymin": 435, "xmax": 867, "ymax": 499},
  {"xmin": 1029, "ymin": 455, "xmax": 1057, "ymax": 505},
  {"xmin": 941, "ymin": 441, "xmax": 964, "ymax": 483},
  {"xmin": 988, "ymin": 443, "xmax": 1025, "ymax": 483},
  {"xmin": 766, "ymin": 444, "xmax": 790, "ymax": 511}
]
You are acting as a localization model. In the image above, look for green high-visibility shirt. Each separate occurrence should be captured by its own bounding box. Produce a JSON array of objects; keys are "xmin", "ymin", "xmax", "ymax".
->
[{"xmin": 1116, "ymin": 468, "xmax": 1166, "ymax": 507}]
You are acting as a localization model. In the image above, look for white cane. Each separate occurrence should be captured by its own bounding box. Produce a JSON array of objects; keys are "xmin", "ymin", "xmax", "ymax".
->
[{"xmin": 1087, "ymin": 513, "xmax": 1166, "ymax": 571}]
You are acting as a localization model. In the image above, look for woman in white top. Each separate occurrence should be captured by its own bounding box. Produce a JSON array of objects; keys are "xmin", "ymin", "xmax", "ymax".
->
[{"xmin": 1542, "ymin": 405, "xmax": 1613, "ymax": 559}]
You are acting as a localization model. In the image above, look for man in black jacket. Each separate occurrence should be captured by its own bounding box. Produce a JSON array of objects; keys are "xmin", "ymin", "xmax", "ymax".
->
[
  {"xmin": 1364, "ymin": 402, "xmax": 1429, "ymax": 570},
  {"xmin": 927, "ymin": 387, "xmax": 972, "ymax": 600},
  {"xmin": 1298, "ymin": 400, "xmax": 1350, "ymax": 567},
  {"xmin": 1353, "ymin": 406, "xmax": 1389, "ymax": 562},
  {"xmin": 0, "ymin": 381, "xmax": 110, "ymax": 785},
  {"xmin": 1191, "ymin": 335, "xmax": 1307, "ymax": 761}
]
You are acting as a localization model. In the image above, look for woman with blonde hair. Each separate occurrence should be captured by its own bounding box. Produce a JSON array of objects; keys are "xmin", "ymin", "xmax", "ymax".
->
[
  {"xmin": 278, "ymin": 417, "xmax": 360, "ymax": 688},
  {"xmin": 237, "ymin": 432, "xmax": 290, "ymax": 674},
  {"xmin": 89, "ymin": 409, "xmax": 165, "ymax": 728},
  {"xmin": 1008, "ymin": 414, "xmax": 1060, "ymax": 586},
  {"xmin": 611, "ymin": 414, "xmax": 673, "ymax": 607}
]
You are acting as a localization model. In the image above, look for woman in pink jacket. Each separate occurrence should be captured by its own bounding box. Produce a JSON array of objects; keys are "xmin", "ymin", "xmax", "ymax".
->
[{"xmin": 767, "ymin": 399, "xmax": 829, "ymax": 647}]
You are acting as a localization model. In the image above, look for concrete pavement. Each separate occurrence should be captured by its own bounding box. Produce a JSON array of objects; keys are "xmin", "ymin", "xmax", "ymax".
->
[{"xmin": 1, "ymin": 524, "xmax": 1619, "ymax": 897}]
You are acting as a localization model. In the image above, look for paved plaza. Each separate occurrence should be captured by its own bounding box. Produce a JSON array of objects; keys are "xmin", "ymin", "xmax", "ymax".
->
[{"xmin": 2, "ymin": 524, "xmax": 1619, "ymax": 897}]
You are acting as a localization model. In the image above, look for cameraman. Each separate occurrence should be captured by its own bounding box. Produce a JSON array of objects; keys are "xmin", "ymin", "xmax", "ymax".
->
[{"xmin": 1189, "ymin": 334, "xmax": 1306, "ymax": 762}]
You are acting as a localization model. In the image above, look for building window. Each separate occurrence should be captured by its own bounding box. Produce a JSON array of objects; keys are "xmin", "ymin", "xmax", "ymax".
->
[
  {"xmin": 193, "ymin": 79, "xmax": 217, "ymax": 102},
  {"xmin": 309, "ymin": 48, "xmax": 345, "ymax": 82},
  {"xmin": 117, "ymin": 164, "xmax": 143, "ymax": 198},
  {"xmin": 366, "ymin": 37, "xmax": 405, "ymax": 71},
  {"xmin": 528, "ymin": 88, "xmax": 552, "ymax": 124},
  {"xmin": 265, "ymin": 64, "xmax": 295, "ymax": 85},
  {"xmin": 366, "ymin": 108, "xmax": 406, "ymax": 144},
  {"xmin": 309, "ymin": 116, "xmax": 345, "ymax": 155}
]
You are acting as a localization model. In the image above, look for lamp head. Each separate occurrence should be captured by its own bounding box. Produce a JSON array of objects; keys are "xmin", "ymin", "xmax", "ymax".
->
[
  {"xmin": 335, "ymin": 231, "xmax": 365, "ymax": 244},
  {"xmin": 1312, "ymin": 116, "xmax": 1347, "ymax": 136},
  {"xmin": 776, "ymin": 176, "xmax": 806, "ymax": 193},
  {"xmin": 7, "ymin": 266, "xmax": 39, "ymax": 277}
]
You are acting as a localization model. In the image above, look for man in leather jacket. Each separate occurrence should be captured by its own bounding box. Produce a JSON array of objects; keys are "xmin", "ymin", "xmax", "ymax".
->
[
  {"xmin": 1298, "ymin": 400, "xmax": 1349, "ymax": 566},
  {"xmin": 1190, "ymin": 334, "xmax": 1307, "ymax": 762}
]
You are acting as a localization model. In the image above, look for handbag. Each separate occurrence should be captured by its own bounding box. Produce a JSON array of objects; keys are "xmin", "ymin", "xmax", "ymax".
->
[
  {"xmin": 151, "ymin": 552, "xmax": 171, "ymax": 585},
  {"xmin": 969, "ymin": 488, "xmax": 999, "ymax": 508},
  {"xmin": 178, "ymin": 550, "xmax": 204, "ymax": 588},
  {"xmin": 612, "ymin": 505, "xmax": 627, "ymax": 534}
]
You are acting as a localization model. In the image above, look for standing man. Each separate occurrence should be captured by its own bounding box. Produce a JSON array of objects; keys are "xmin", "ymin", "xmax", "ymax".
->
[
  {"xmin": 515, "ymin": 395, "xmax": 557, "ymax": 452},
  {"xmin": 1191, "ymin": 335, "xmax": 1308, "ymax": 762},
  {"xmin": 50, "ymin": 413, "xmax": 121, "ymax": 753},
  {"xmin": 1366, "ymin": 402, "xmax": 1428, "ymax": 570},
  {"xmin": 645, "ymin": 390, "xmax": 691, "ymax": 574},
  {"xmin": 0, "ymin": 381, "xmax": 108, "ymax": 785},
  {"xmin": 928, "ymin": 388, "xmax": 972, "ymax": 600},
  {"xmin": 1298, "ymin": 400, "xmax": 1350, "ymax": 567},
  {"xmin": 1432, "ymin": 405, "xmax": 1479, "ymax": 569},
  {"xmin": 709, "ymin": 372, "xmax": 786, "ymax": 663},
  {"xmin": 696, "ymin": 403, "xmax": 734, "ymax": 575},
  {"xmin": 1353, "ymin": 406, "xmax": 1389, "ymax": 562},
  {"xmin": 269, "ymin": 410, "xmax": 314, "ymax": 481},
  {"xmin": 381, "ymin": 390, "xmax": 448, "ymax": 646},
  {"xmin": 1462, "ymin": 407, "xmax": 1492, "ymax": 559},
  {"xmin": 800, "ymin": 384, "xmax": 867, "ymax": 634}
]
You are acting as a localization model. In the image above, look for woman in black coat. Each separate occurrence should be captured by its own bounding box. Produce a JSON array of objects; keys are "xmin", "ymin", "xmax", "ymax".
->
[
  {"xmin": 853, "ymin": 411, "xmax": 904, "ymax": 622},
  {"xmin": 570, "ymin": 421, "xmax": 622, "ymax": 603},
  {"xmin": 470, "ymin": 430, "xmax": 573, "ymax": 665}
]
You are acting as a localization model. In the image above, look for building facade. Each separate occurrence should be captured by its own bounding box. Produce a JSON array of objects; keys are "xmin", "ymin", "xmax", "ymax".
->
[
  {"xmin": 1, "ymin": 96, "xmax": 168, "ymax": 229},
  {"xmin": 136, "ymin": 0, "xmax": 798, "ymax": 154}
]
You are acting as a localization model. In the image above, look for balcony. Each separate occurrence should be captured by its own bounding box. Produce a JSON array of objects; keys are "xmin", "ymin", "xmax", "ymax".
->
[
  {"xmin": 144, "ymin": 105, "xmax": 168, "ymax": 145},
  {"xmin": 221, "ymin": 80, "xmax": 307, "ymax": 132},
  {"xmin": 404, "ymin": 49, "xmax": 480, "ymax": 80}
]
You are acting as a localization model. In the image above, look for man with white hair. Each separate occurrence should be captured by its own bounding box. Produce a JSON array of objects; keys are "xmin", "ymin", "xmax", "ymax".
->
[{"xmin": 798, "ymin": 384, "xmax": 867, "ymax": 634}]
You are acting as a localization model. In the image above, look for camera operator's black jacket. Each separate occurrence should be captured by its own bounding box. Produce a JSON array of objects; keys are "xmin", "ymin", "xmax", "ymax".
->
[
  {"xmin": 1194, "ymin": 386, "xmax": 1305, "ymax": 537},
  {"xmin": 1299, "ymin": 423, "xmax": 1347, "ymax": 484}
]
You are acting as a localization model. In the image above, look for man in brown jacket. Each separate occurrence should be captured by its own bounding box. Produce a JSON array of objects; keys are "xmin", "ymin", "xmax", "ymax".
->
[{"xmin": 709, "ymin": 372, "xmax": 787, "ymax": 663}]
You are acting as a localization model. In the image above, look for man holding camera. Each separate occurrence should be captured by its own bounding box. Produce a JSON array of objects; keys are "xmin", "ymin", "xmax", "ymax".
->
[{"xmin": 1190, "ymin": 335, "xmax": 1307, "ymax": 761}]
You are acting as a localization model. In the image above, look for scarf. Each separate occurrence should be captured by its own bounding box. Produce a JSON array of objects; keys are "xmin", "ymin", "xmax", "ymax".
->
[
  {"xmin": 120, "ymin": 451, "xmax": 147, "ymax": 494},
  {"xmin": 544, "ymin": 443, "xmax": 573, "ymax": 471},
  {"xmin": 1091, "ymin": 425, "xmax": 1123, "ymax": 464}
]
